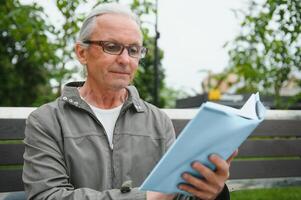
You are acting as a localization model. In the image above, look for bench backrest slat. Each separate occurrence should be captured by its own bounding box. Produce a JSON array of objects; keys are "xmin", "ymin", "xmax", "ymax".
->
[
  {"xmin": 1, "ymin": 119, "xmax": 301, "ymax": 139},
  {"xmin": 0, "ymin": 144, "xmax": 25, "ymax": 165},
  {"xmin": 171, "ymin": 119, "xmax": 301, "ymax": 137},
  {"xmin": 1, "ymin": 140, "xmax": 300, "ymax": 165},
  {"xmin": 0, "ymin": 119, "xmax": 26, "ymax": 139},
  {"xmin": 239, "ymin": 139, "xmax": 301, "ymax": 157},
  {"xmin": 230, "ymin": 160, "xmax": 301, "ymax": 179},
  {"xmin": 0, "ymin": 170, "xmax": 23, "ymax": 192}
]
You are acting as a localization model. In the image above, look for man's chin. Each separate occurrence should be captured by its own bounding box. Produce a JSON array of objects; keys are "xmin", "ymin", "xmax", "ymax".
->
[{"xmin": 110, "ymin": 81, "xmax": 131, "ymax": 90}]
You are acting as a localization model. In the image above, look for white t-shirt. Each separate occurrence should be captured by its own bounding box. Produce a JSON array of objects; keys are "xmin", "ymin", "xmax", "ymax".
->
[{"xmin": 88, "ymin": 103, "xmax": 123, "ymax": 149}]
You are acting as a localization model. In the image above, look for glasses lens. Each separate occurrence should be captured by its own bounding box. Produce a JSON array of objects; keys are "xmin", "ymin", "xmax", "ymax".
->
[
  {"xmin": 128, "ymin": 46, "xmax": 140, "ymax": 58},
  {"xmin": 103, "ymin": 42, "xmax": 122, "ymax": 54}
]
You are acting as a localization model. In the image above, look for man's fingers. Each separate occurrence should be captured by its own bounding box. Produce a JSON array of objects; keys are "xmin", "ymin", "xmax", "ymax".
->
[
  {"xmin": 179, "ymin": 158, "xmax": 230, "ymax": 199},
  {"xmin": 209, "ymin": 155, "xmax": 229, "ymax": 178},
  {"xmin": 181, "ymin": 173, "xmax": 215, "ymax": 194},
  {"xmin": 191, "ymin": 162, "xmax": 217, "ymax": 184}
]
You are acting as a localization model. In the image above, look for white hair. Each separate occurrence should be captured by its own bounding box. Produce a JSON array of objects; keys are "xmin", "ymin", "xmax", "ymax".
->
[{"xmin": 78, "ymin": 3, "xmax": 141, "ymax": 44}]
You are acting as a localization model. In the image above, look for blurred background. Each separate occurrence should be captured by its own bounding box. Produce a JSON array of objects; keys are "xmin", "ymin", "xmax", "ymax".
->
[{"xmin": 1, "ymin": 0, "xmax": 300, "ymax": 109}]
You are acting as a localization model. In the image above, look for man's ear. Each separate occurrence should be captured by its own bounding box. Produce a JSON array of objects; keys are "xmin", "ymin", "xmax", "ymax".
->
[{"xmin": 75, "ymin": 43, "xmax": 88, "ymax": 65}]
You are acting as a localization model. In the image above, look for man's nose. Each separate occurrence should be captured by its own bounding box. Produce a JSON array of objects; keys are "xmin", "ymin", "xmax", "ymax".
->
[{"xmin": 116, "ymin": 48, "xmax": 131, "ymax": 65}]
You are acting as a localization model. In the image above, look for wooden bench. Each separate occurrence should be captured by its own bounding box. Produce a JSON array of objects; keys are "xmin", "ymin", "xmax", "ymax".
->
[
  {"xmin": 1, "ymin": 107, "xmax": 301, "ymax": 193},
  {"xmin": 0, "ymin": 108, "xmax": 34, "ymax": 193}
]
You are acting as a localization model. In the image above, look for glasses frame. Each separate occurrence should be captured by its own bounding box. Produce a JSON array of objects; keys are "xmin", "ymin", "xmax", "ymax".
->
[{"xmin": 83, "ymin": 40, "xmax": 148, "ymax": 59}]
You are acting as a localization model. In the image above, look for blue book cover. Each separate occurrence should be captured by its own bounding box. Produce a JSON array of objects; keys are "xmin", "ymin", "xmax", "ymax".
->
[{"xmin": 140, "ymin": 93, "xmax": 266, "ymax": 195}]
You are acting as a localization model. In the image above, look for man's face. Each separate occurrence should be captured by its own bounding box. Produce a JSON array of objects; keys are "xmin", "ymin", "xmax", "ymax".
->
[{"xmin": 84, "ymin": 14, "xmax": 142, "ymax": 91}]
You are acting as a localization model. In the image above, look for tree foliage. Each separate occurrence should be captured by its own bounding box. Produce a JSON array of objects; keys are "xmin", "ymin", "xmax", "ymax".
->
[
  {"xmin": 51, "ymin": 0, "xmax": 88, "ymax": 96},
  {"xmin": 227, "ymin": 0, "xmax": 301, "ymax": 107},
  {"xmin": 0, "ymin": 0, "xmax": 58, "ymax": 106},
  {"xmin": 1, "ymin": 0, "xmax": 177, "ymax": 107},
  {"xmin": 134, "ymin": 35, "xmax": 167, "ymax": 106}
]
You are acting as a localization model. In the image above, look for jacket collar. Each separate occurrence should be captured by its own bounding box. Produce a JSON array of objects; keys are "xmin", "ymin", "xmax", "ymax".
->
[{"xmin": 60, "ymin": 81, "xmax": 146, "ymax": 113}]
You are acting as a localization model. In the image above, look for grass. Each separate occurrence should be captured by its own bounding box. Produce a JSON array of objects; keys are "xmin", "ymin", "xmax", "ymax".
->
[{"xmin": 231, "ymin": 186, "xmax": 301, "ymax": 200}]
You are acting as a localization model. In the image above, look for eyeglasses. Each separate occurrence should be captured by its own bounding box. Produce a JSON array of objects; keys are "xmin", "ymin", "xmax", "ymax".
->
[{"xmin": 83, "ymin": 40, "xmax": 148, "ymax": 59}]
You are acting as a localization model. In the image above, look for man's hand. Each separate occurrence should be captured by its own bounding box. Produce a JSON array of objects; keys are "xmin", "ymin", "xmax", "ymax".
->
[
  {"xmin": 146, "ymin": 191, "xmax": 175, "ymax": 200},
  {"xmin": 178, "ymin": 150, "xmax": 238, "ymax": 200}
]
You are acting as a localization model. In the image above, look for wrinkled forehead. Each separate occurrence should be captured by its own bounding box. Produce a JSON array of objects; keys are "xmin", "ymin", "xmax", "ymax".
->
[{"xmin": 92, "ymin": 13, "xmax": 143, "ymax": 44}]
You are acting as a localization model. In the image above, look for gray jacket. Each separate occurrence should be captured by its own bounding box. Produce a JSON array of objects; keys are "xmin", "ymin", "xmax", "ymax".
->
[
  {"xmin": 23, "ymin": 82, "xmax": 229, "ymax": 200},
  {"xmin": 23, "ymin": 82, "xmax": 176, "ymax": 200}
]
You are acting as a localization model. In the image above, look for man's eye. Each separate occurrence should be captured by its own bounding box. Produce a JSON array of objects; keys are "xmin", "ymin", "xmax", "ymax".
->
[
  {"xmin": 105, "ymin": 43, "xmax": 122, "ymax": 52},
  {"xmin": 129, "ymin": 46, "xmax": 139, "ymax": 55}
]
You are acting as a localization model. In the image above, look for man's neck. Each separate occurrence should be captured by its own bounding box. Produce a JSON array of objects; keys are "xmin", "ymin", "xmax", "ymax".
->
[{"xmin": 78, "ymin": 81, "xmax": 128, "ymax": 109}]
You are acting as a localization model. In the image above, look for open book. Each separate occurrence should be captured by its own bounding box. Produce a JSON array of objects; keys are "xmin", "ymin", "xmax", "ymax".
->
[{"xmin": 140, "ymin": 93, "xmax": 266, "ymax": 195}]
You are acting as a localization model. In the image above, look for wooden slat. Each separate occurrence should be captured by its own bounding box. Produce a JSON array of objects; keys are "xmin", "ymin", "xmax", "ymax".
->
[
  {"xmin": 172, "ymin": 119, "xmax": 188, "ymax": 136},
  {"xmin": 230, "ymin": 160, "xmax": 301, "ymax": 179},
  {"xmin": 0, "ymin": 169, "xmax": 24, "ymax": 192},
  {"xmin": 171, "ymin": 119, "xmax": 301, "ymax": 137},
  {"xmin": 0, "ymin": 119, "xmax": 26, "ymax": 139},
  {"xmin": 0, "ymin": 144, "xmax": 24, "ymax": 165},
  {"xmin": 254, "ymin": 120, "xmax": 301, "ymax": 136},
  {"xmin": 1, "ymin": 115, "xmax": 301, "ymax": 138},
  {"xmin": 238, "ymin": 139, "xmax": 301, "ymax": 157}
]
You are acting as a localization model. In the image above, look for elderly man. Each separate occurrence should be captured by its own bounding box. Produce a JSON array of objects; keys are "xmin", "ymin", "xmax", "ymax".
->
[{"xmin": 23, "ymin": 3, "xmax": 235, "ymax": 200}]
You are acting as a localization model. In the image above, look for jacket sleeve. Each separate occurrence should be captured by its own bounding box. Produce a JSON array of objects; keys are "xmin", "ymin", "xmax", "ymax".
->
[{"xmin": 23, "ymin": 112, "xmax": 146, "ymax": 200}]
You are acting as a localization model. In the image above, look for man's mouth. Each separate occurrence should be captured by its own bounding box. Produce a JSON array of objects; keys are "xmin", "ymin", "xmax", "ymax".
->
[{"xmin": 110, "ymin": 71, "xmax": 130, "ymax": 75}]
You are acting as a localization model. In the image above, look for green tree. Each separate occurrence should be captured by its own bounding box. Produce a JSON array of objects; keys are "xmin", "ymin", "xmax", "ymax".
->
[
  {"xmin": 0, "ymin": 0, "xmax": 178, "ymax": 107},
  {"xmin": 134, "ymin": 35, "xmax": 167, "ymax": 107},
  {"xmin": 51, "ymin": 0, "xmax": 88, "ymax": 96},
  {"xmin": 0, "ymin": 0, "xmax": 58, "ymax": 106},
  {"xmin": 130, "ymin": 0, "xmax": 165, "ymax": 107},
  {"xmin": 227, "ymin": 0, "xmax": 301, "ymax": 107},
  {"xmin": 54, "ymin": 0, "xmax": 177, "ymax": 107}
]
